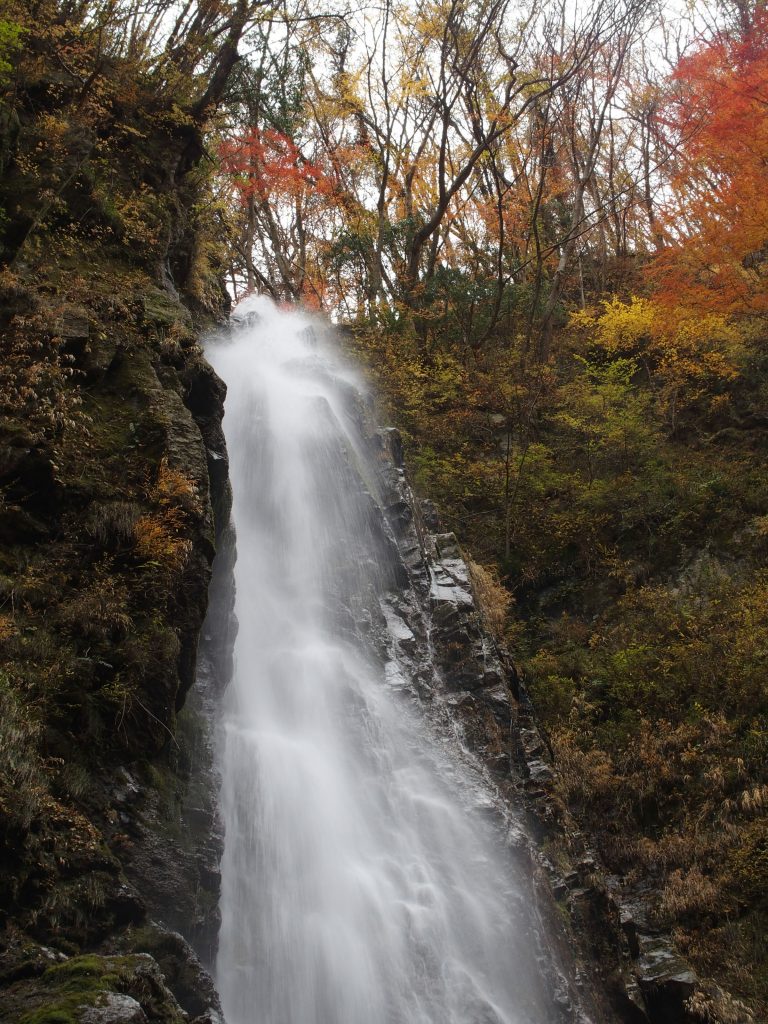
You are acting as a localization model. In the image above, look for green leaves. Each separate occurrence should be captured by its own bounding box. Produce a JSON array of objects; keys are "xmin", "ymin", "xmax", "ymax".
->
[{"xmin": 0, "ymin": 19, "xmax": 24, "ymax": 85}]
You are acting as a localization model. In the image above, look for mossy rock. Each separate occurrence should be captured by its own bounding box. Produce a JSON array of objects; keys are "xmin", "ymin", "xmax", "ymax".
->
[
  {"xmin": 141, "ymin": 291, "xmax": 191, "ymax": 331},
  {"xmin": 120, "ymin": 924, "xmax": 222, "ymax": 1019},
  {"xmin": 8, "ymin": 953, "xmax": 185, "ymax": 1024}
]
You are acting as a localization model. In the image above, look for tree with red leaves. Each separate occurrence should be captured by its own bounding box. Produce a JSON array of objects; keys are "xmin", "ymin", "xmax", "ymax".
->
[
  {"xmin": 219, "ymin": 127, "xmax": 338, "ymax": 305},
  {"xmin": 653, "ymin": 7, "xmax": 768, "ymax": 316}
]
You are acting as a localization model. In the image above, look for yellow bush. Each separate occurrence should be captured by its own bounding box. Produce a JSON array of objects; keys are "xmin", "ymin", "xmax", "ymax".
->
[
  {"xmin": 571, "ymin": 295, "xmax": 655, "ymax": 353},
  {"xmin": 133, "ymin": 509, "xmax": 191, "ymax": 573}
]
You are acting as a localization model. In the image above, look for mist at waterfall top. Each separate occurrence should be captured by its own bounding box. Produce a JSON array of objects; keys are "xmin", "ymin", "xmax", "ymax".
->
[{"xmin": 225, "ymin": 294, "xmax": 365, "ymax": 390}]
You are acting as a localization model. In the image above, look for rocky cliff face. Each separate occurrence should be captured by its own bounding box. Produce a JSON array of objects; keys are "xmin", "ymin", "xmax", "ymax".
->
[
  {"xmin": 0, "ymin": 266, "xmax": 233, "ymax": 1022},
  {"xmin": 0, "ymin": 20, "xmax": 244, "ymax": 1012}
]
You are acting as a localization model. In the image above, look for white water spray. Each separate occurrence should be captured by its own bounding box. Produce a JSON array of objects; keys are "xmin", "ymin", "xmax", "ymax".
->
[{"xmin": 209, "ymin": 298, "xmax": 563, "ymax": 1024}]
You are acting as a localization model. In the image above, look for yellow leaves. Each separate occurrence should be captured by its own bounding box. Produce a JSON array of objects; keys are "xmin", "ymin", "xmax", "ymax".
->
[
  {"xmin": 570, "ymin": 295, "xmax": 655, "ymax": 352},
  {"xmin": 397, "ymin": 351, "xmax": 468, "ymax": 417},
  {"xmin": 132, "ymin": 457, "xmax": 198, "ymax": 573},
  {"xmin": 570, "ymin": 294, "xmax": 744, "ymax": 428},
  {"xmin": 133, "ymin": 511, "xmax": 192, "ymax": 573},
  {"xmin": 35, "ymin": 112, "xmax": 70, "ymax": 145},
  {"xmin": 333, "ymin": 67, "xmax": 365, "ymax": 110},
  {"xmin": 572, "ymin": 294, "xmax": 740, "ymax": 365},
  {"xmin": 115, "ymin": 183, "xmax": 169, "ymax": 255}
]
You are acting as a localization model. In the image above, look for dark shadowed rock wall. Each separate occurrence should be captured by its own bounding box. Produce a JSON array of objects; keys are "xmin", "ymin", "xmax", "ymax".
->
[{"xmin": 0, "ymin": 270, "xmax": 234, "ymax": 1023}]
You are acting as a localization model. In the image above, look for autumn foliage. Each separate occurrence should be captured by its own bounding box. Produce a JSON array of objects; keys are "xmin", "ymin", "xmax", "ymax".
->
[
  {"xmin": 3, "ymin": 0, "xmax": 768, "ymax": 1015},
  {"xmin": 219, "ymin": 129, "xmax": 336, "ymax": 203},
  {"xmin": 654, "ymin": 11, "xmax": 768, "ymax": 315}
]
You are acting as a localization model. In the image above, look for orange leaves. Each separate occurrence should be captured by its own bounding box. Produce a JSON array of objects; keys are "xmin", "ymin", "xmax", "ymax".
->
[
  {"xmin": 653, "ymin": 12, "xmax": 768, "ymax": 316},
  {"xmin": 219, "ymin": 128, "xmax": 337, "ymax": 205},
  {"xmin": 154, "ymin": 455, "xmax": 201, "ymax": 516},
  {"xmin": 133, "ymin": 510, "xmax": 191, "ymax": 573},
  {"xmin": 132, "ymin": 458, "xmax": 197, "ymax": 574}
]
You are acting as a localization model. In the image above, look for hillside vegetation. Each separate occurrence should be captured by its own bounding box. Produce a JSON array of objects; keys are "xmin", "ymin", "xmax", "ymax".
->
[{"xmin": 1, "ymin": 0, "xmax": 767, "ymax": 1019}]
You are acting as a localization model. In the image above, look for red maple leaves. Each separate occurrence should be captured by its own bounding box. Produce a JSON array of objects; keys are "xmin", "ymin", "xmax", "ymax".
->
[
  {"xmin": 219, "ymin": 128, "xmax": 336, "ymax": 203},
  {"xmin": 653, "ymin": 11, "xmax": 768, "ymax": 315}
]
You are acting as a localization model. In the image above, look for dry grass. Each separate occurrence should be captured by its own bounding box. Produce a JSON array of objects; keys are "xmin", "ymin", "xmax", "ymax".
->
[
  {"xmin": 57, "ymin": 562, "xmax": 133, "ymax": 640},
  {"xmin": 85, "ymin": 500, "xmax": 142, "ymax": 547},
  {"xmin": 686, "ymin": 985, "xmax": 756, "ymax": 1024},
  {"xmin": 657, "ymin": 865, "xmax": 720, "ymax": 924},
  {"xmin": 466, "ymin": 555, "xmax": 513, "ymax": 640},
  {"xmin": 0, "ymin": 673, "xmax": 47, "ymax": 830},
  {"xmin": 551, "ymin": 729, "xmax": 617, "ymax": 804}
]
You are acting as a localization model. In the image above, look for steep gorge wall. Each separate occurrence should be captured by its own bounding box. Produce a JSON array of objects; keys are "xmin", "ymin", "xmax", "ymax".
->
[
  {"xmin": 0, "ymin": 46, "xmax": 238, "ymax": 1012},
  {"xmin": 0, "ymin": 260, "xmax": 235, "ymax": 1021}
]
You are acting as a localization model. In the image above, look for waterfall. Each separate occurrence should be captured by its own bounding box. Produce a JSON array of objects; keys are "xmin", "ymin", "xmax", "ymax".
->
[{"xmin": 207, "ymin": 297, "xmax": 569, "ymax": 1024}]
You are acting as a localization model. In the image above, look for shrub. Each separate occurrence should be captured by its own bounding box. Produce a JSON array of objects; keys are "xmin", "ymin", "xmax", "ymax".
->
[
  {"xmin": 466, "ymin": 555, "xmax": 512, "ymax": 640},
  {"xmin": 57, "ymin": 562, "xmax": 132, "ymax": 641}
]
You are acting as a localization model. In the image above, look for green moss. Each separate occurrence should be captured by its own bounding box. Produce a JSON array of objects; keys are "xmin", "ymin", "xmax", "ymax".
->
[
  {"xmin": 13, "ymin": 952, "xmax": 190, "ymax": 1024},
  {"xmin": 142, "ymin": 289, "xmax": 191, "ymax": 330},
  {"xmin": 17, "ymin": 955, "xmax": 133, "ymax": 1024},
  {"xmin": 21, "ymin": 1011, "xmax": 77, "ymax": 1024},
  {"xmin": 42, "ymin": 954, "xmax": 125, "ymax": 986}
]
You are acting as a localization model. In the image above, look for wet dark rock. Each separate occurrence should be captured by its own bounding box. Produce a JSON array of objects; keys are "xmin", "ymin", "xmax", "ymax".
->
[
  {"xmin": 120, "ymin": 925, "xmax": 223, "ymax": 1022},
  {"xmin": 382, "ymin": 426, "xmax": 405, "ymax": 468},
  {"xmin": 106, "ymin": 886, "xmax": 146, "ymax": 928},
  {"xmin": 620, "ymin": 908, "xmax": 641, "ymax": 959},
  {"xmin": 420, "ymin": 500, "xmax": 441, "ymax": 531},
  {"xmin": 635, "ymin": 940, "xmax": 698, "ymax": 1023},
  {"xmin": 384, "ymin": 499, "xmax": 413, "ymax": 535},
  {"xmin": 111, "ymin": 769, "xmax": 142, "ymax": 809}
]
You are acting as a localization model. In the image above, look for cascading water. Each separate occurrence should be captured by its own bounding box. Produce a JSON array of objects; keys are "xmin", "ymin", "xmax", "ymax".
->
[{"xmin": 208, "ymin": 297, "xmax": 571, "ymax": 1024}]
